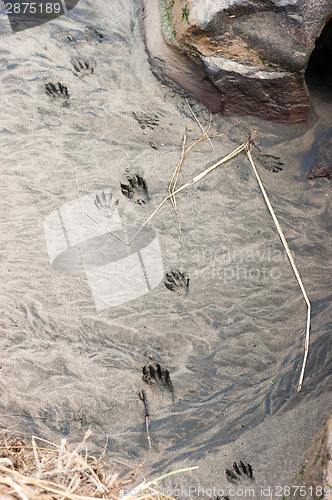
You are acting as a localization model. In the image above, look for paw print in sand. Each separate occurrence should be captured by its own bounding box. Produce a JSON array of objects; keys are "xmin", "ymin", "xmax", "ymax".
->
[
  {"xmin": 72, "ymin": 58, "xmax": 94, "ymax": 77},
  {"xmin": 142, "ymin": 362, "xmax": 174, "ymax": 395},
  {"xmin": 121, "ymin": 173, "xmax": 150, "ymax": 205},
  {"xmin": 84, "ymin": 26, "xmax": 104, "ymax": 44},
  {"xmin": 55, "ymin": 29, "xmax": 76, "ymax": 45},
  {"xmin": 133, "ymin": 111, "xmax": 159, "ymax": 130},
  {"xmin": 94, "ymin": 191, "xmax": 119, "ymax": 219},
  {"xmin": 164, "ymin": 270, "xmax": 189, "ymax": 297},
  {"xmin": 225, "ymin": 461, "xmax": 254, "ymax": 484},
  {"xmin": 45, "ymin": 82, "xmax": 70, "ymax": 106},
  {"xmin": 258, "ymin": 153, "xmax": 284, "ymax": 173}
]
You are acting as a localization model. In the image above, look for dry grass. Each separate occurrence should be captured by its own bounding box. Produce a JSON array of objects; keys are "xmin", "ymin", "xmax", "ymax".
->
[{"xmin": 0, "ymin": 431, "xmax": 196, "ymax": 500}]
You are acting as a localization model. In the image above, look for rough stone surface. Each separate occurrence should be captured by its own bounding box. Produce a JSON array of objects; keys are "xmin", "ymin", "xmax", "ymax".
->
[
  {"xmin": 142, "ymin": 0, "xmax": 332, "ymax": 123},
  {"xmin": 292, "ymin": 412, "xmax": 332, "ymax": 498}
]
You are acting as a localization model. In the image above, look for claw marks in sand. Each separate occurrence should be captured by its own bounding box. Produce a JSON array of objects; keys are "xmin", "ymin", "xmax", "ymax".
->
[
  {"xmin": 225, "ymin": 461, "xmax": 254, "ymax": 484},
  {"xmin": 257, "ymin": 153, "xmax": 284, "ymax": 173},
  {"xmin": 133, "ymin": 111, "xmax": 159, "ymax": 130},
  {"xmin": 84, "ymin": 26, "xmax": 104, "ymax": 44},
  {"xmin": 54, "ymin": 29, "xmax": 77, "ymax": 45},
  {"xmin": 214, "ymin": 464, "xmax": 254, "ymax": 500},
  {"xmin": 55, "ymin": 26, "xmax": 103, "ymax": 46},
  {"xmin": 72, "ymin": 57, "xmax": 94, "ymax": 77},
  {"xmin": 164, "ymin": 270, "xmax": 189, "ymax": 297},
  {"xmin": 94, "ymin": 191, "xmax": 119, "ymax": 219},
  {"xmin": 121, "ymin": 173, "xmax": 150, "ymax": 205},
  {"xmin": 45, "ymin": 82, "xmax": 70, "ymax": 106},
  {"xmin": 142, "ymin": 362, "xmax": 174, "ymax": 396}
]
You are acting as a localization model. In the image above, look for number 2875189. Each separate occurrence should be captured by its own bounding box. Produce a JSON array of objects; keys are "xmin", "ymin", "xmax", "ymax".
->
[{"xmin": 5, "ymin": 3, "xmax": 62, "ymax": 15}]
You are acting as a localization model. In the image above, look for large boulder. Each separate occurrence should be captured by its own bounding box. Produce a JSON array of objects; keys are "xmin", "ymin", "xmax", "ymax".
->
[{"xmin": 141, "ymin": 0, "xmax": 332, "ymax": 123}]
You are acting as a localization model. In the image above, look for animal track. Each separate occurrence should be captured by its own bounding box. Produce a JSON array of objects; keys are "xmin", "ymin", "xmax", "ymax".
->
[
  {"xmin": 72, "ymin": 58, "xmax": 94, "ymax": 77},
  {"xmin": 258, "ymin": 154, "xmax": 284, "ymax": 173},
  {"xmin": 45, "ymin": 82, "xmax": 70, "ymax": 106},
  {"xmin": 84, "ymin": 26, "xmax": 104, "ymax": 44},
  {"xmin": 94, "ymin": 191, "xmax": 119, "ymax": 218},
  {"xmin": 133, "ymin": 111, "xmax": 159, "ymax": 130},
  {"xmin": 142, "ymin": 362, "xmax": 174, "ymax": 395},
  {"xmin": 55, "ymin": 29, "xmax": 76, "ymax": 45},
  {"xmin": 120, "ymin": 173, "xmax": 150, "ymax": 205},
  {"xmin": 164, "ymin": 270, "xmax": 189, "ymax": 297},
  {"xmin": 225, "ymin": 461, "xmax": 254, "ymax": 484}
]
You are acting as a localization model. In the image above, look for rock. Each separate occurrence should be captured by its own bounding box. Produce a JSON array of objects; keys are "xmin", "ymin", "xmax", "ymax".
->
[
  {"xmin": 141, "ymin": 0, "xmax": 332, "ymax": 123},
  {"xmin": 307, "ymin": 162, "xmax": 332, "ymax": 179}
]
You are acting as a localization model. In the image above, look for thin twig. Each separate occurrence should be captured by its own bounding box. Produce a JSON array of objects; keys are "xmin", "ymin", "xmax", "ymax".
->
[
  {"xmin": 185, "ymin": 98, "xmax": 214, "ymax": 151},
  {"xmin": 169, "ymin": 129, "xmax": 187, "ymax": 246},
  {"xmin": 66, "ymin": 430, "xmax": 92, "ymax": 471},
  {"xmin": 245, "ymin": 145, "xmax": 311, "ymax": 392},
  {"xmin": 4, "ymin": 477, "xmax": 30, "ymax": 500},
  {"xmin": 171, "ymin": 140, "xmax": 247, "ymax": 195},
  {"xmin": 139, "ymin": 390, "xmax": 151, "ymax": 452},
  {"xmin": 31, "ymin": 438, "xmax": 41, "ymax": 479},
  {"xmin": 57, "ymin": 438, "xmax": 67, "ymax": 470},
  {"xmin": 124, "ymin": 466, "xmax": 198, "ymax": 499},
  {"xmin": 169, "ymin": 129, "xmax": 187, "ymax": 196},
  {"xmin": 168, "ymin": 122, "xmax": 219, "ymax": 247},
  {"xmin": 130, "ymin": 391, "xmax": 152, "ymax": 477}
]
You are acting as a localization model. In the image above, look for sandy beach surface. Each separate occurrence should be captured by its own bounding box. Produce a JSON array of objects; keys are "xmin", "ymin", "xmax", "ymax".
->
[{"xmin": 1, "ymin": 0, "xmax": 331, "ymax": 495}]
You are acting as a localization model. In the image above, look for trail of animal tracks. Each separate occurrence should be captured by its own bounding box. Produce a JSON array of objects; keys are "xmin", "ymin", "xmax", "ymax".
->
[{"xmin": 0, "ymin": 0, "xmax": 331, "ymax": 491}]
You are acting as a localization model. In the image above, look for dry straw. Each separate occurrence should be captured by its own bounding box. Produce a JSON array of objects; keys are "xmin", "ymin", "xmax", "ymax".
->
[
  {"xmin": 76, "ymin": 108, "xmax": 311, "ymax": 392},
  {"xmin": 245, "ymin": 146, "xmax": 311, "ymax": 392},
  {"xmin": 0, "ymin": 432, "xmax": 197, "ymax": 499}
]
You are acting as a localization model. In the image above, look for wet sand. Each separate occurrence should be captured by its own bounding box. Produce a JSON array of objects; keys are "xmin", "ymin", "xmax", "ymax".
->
[{"xmin": 1, "ymin": 0, "xmax": 332, "ymax": 495}]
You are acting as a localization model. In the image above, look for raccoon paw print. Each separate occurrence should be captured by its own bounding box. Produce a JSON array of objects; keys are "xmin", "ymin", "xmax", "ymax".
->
[
  {"xmin": 225, "ymin": 461, "xmax": 254, "ymax": 484},
  {"xmin": 55, "ymin": 29, "xmax": 76, "ymax": 45},
  {"xmin": 45, "ymin": 82, "xmax": 70, "ymax": 106},
  {"xmin": 133, "ymin": 111, "xmax": 159, "ymax": 130},
  {"xmin": 142, "ymin": 363, "xmax": 174, "ymax": 395},
  {"xmin": 120, "ymin": 173, "xmax": 150, "ymax": 205},
  {"xmin": 258, "ymin": 154, "xmax": 284, "ymax": 173},
  {"xmin": 72, "ymin": 58, "xmax": 94, "ymax": 77},
  {"xmin": 164, "ymin": 270, "xmax": 189, "ymax": 297},
  {"xmin": 94, "ymin": 191, "xmax": 119, "ymax": 219},
  {"xmin": 84, "ymin": 26, "xmax": 104, "ymax": 44}
]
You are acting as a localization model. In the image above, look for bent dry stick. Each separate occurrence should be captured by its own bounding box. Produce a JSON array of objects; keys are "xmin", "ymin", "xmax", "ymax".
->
[
  {"xmin": 76, "ymin": 134, "xmax": 310, "ymax": 392},
  {"xmin": 139, "ymin": 390, "xmax": 151, "ymax": 451},
  {"xmin": 245, "ymin": 146, "xmax": 311, "ymax": 392}
]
